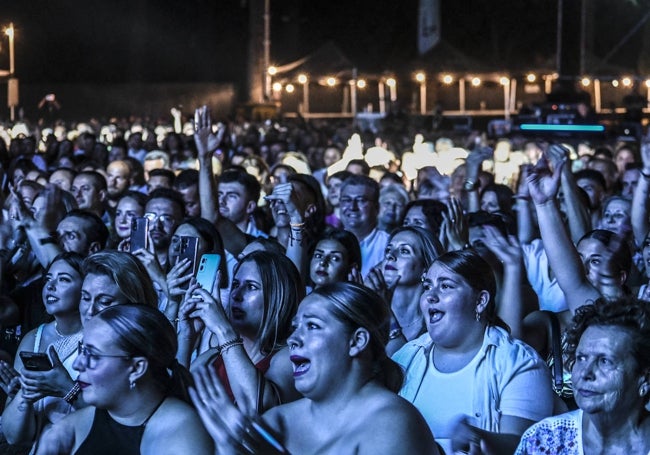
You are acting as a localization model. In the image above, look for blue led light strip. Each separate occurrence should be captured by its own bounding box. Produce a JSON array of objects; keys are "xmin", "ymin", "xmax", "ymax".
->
[{"xmin": 519, "ymin": 124, "xmax": 605, "ymax": 132}]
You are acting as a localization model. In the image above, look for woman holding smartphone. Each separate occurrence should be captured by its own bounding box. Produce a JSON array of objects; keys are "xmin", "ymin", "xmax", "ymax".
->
[
  {"xmin": 3, "ymin": 253, "xmax": 85, "ymax": 447},
  {"xmin": 178, "ymin": 250, "xmax": 304, "ymax": 414}
]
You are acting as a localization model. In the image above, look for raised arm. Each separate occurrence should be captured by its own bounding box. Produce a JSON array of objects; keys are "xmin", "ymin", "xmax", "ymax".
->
[
  {"xmin": 264, "ymin": 182, "xmax": 308, "ymax": 278},
  {"xmin": 194, "ymin": 106, "xmax": 247, "ymax": 257},
  {"xmin": 527, "ymin": 157, "xmax": 600, "ymax": 312},
  {"xmin": 631, "ymin": 142, "xmax": 650, "ymax": 248},
  {"xmin": 547, "ymin": 144, "xmax": 591, "ymax": 243},
  {"xmin": 482, "ymin": 225, "xmax": 537, "ymax": 340},
  {"xmin": 464, "ymin": 146, "xmax": 493, "ymax": 213},
  {"xmin": 187, "ymin": 283, "xmax": 297, "ymax": 413},
  {"xmin": 515, "ymin": 164, "xmax": 536, "ymax": 244}
]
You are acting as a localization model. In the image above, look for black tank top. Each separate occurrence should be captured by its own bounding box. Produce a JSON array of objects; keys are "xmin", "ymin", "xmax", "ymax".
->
[{"xmin": 75, "ymin": 400, "xmax": 165, "ymax": 455}]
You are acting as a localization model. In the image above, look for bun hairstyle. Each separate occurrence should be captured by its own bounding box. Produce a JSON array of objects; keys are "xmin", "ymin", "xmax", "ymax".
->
[
  {"xmin": 311, "ymin": 282, "xmax": 403, "ymax": 392},
  {"xmin": 95, "ymin": 304, "xmax": 192, "ymax": 403}
]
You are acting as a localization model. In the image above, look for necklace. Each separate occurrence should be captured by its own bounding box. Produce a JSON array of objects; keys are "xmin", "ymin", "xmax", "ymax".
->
[{"xmin": 54, "ymin": 322, "xmax": 64, "ymax": 337}]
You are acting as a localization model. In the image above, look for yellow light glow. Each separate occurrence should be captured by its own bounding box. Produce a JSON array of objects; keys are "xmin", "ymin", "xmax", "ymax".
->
[
  {"xmin": 612, "ymin": 80, "xmax": 619, "ymax": 87},
  {"xmin": 622, "ymin": 77, "xmax": 632, "ymax": 87},
  {"xmin": 285, "ymin": 84, "xmax": 295, "ymax": 93},
  {"xmin": 442, "ymin": 74, "xmax": 453, "ymax": 84},
  {"xmin": 268, "ymin": 66, "xmax": 277, "ymax": 76},
  {"xmin": 471, "ymin": 77, "xmax": 481, "ymax": 87},
  {"xmin": 4, "ymin": 25, "xmax": 13, "ymax": 38},
  {"xmin": 357, "ymin": 79, "xmax": 366, "ymax": 89},
  {"xmin": 415, "ymin": 72, "xmax": 426, "ymax": 83},
  {"xmin": 326, "ymin": 77, "xmax": 337, "ymax": 87},
  {"xmin": 645, "ymin": 79, "xmax": 650, "ymax": 88},
  {"xmin": 386, "ymin": 78, "xmax": 396, "ymax": 87},
  {"xmin": 272, "ymin": 82, "xmax": 282, "ymax": 92},
  {"xmin": 581, "ymin": 78, "xmax": 591, "ymax": 87},
  {"xmin": 526, "ymin": 73, "xmax": 536, "ymax": 83},
  {"xmin": 297, "ymin": 74, "xmax": 308, "ymax": 84},
  {"xmin": 499, "ymin": 77, "xmax": 509, "ymax": 86}
]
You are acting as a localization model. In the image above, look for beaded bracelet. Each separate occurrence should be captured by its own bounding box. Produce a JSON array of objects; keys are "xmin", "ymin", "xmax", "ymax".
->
[
  {"xmin": 63, "ymin": 382, "xmax": 81, "ymax": 404},
  {"xmin": 219, "ymin": 336, "xmax": 244, "ymax": 356}
]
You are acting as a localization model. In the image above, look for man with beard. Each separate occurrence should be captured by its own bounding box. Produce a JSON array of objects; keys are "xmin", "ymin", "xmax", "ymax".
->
[
  {"xmin": 105, "ymin": 160, "xmax": 133, "ymax": 210},
  {"xmin": 140, "ymin": 188, "xmax": 185, "ymax": 272}
]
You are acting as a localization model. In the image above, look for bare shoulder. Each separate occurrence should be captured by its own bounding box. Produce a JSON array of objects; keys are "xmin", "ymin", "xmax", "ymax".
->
[
  {"xmin": 356, "ymin": 391, "xmax": 438, "ymax": 455},
  {"xmin": 142, "ymin": 398, "xmax": 214, "ymax": 455},
  {"xmin": 262, "ymin": 398, "xmax": 309, "ymax": 434}
]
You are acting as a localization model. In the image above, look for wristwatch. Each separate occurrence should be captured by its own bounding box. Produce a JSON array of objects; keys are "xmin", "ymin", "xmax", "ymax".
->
[{"xmin": 463, "ymin": 179, "xmax": 479, "ymax": 191}]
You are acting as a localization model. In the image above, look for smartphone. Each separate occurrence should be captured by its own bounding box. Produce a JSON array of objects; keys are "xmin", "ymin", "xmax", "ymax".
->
[
  {"xmin": 176, "ymin": 236, "xmax": 199, "ymax": 290},
  {"xmin": 130, "ymin": 217, "xmax": 149, "ymax": 252},
  {"xmin": 195, "ymin": 254, "xmax": 222, "ymax": 292},
  {"xmin": 20, "ymin": 351, "xmax": 53, "ymax": 371}
]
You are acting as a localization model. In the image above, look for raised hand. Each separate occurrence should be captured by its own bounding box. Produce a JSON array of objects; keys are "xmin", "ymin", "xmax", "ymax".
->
[
  {"xmin": 526, "ymin": 156, "xmax": 565, "ymax": 205},
  {"xmin": 189, "ymin": 365, "xmax": 286, "ymax": 453},
  {"xmin": 481, "ymin": 225, "xmax": 522, "ymax": 267},
  {"xmin": 441, "ymin": 197, "xmax": 469, "ymax": 251},
  {"xmin": 193, "ymin": 106, "xmax": 225, "ymax": 161}
]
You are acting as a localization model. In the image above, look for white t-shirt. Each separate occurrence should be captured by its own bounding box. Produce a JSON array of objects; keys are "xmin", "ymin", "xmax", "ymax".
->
[{"xmin": 412, "ymin": 347, "xmax": 478, "ymax": 454}]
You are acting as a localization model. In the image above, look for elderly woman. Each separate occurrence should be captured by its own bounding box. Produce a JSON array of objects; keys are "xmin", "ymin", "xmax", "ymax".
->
[
  {"xmin": 516, "ymin": 297, "xmax": 650, "ymax": 454},
  {"xmin": 394, "ymin": 249, "xmax": 554, "ymax": 454},
  {"xmin": 36, "ymin": 304, "xmax": 213, "ymax": 454},
  {"xmin": 190, "ymin": 282, "xmax": 440, "ymax": 454}
]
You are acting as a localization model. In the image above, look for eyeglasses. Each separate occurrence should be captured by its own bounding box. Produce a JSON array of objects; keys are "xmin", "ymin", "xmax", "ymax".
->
[
  {"xmin": 144, "ymin": 212, "xmax": 176, "ymax": 225},
  {"xmin": 77, "ymin": 342, "xmax": 132, "ymax": 369},
  {"xmin": 339, "ymin": 196, "xmax": 372, "ymax": 208}
]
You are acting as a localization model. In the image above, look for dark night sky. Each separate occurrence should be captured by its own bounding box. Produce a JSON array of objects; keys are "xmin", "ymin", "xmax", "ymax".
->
[{"xmin": 0, "ymin": 0, "xmax": 646, "ymax": 84}]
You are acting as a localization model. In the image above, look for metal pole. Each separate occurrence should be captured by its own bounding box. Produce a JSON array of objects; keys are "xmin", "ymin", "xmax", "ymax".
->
[
  {"xmin": 510, "ymin": 78, "xmax": 517, "ymax": 112},
  {"xmin": 556, "ymin": 0, "xmax": 563, "ymax": 74},
  {"xmin": 303, "ymin": 82, "xmax": 309, "ymax": 114},
  {"xmin": 459, "ymin": 79, "xmax": 466, "ymax": 112},
  {"xmin": 8, "ymin": 23, "xmax": 15, "ymax": 121},
  {"xmin": 8, "ymin": 23, "xmax": 14, "ymax": 75},
  {"xmin": 594, "ymin": 78, "xmax": 601, "ymax": 113},
  {"xmin": 263, "ymin": 0, "xmax": 271, "ymax": 101},
  {"xmin": 379, "ymin": 81, "xmax": 385, "ymax": 114},
  {"xmin": 420, "ymin": 82, "xmax": 426, "ymax": 114},
  {"xmin": 503, "ymin": 81, "xmax": 510, "ymax": 120}
]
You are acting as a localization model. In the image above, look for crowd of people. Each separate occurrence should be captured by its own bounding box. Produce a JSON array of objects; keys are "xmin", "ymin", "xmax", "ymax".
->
[{"xmin": 0, "ymin": 104, "xmax": 647, "ymax": 454}]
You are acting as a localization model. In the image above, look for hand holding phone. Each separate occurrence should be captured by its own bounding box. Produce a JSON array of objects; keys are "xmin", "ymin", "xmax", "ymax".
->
[
  {"xmin": 19, "ymin": 351, "xmax": 53, "ymax": 371},
  {"xmin": 195, "ymin": 254, "xmax": 222, "ymax": 293},
  {"xmin": 130, "ymin": 217, "xmax": 149, "ymax": 252}
]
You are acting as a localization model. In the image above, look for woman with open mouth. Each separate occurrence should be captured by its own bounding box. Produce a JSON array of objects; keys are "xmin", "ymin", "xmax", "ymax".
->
[
  {"xmin": 179, "ymin": 250, "xmax": 304, "ymax": 414},
  {"xmin": 393, "ymin": 249, "xmax": 555, "ymax": 455},
  {"xmin": 189, "ymin": 282, "xmax": 441, "ymax": 454}
]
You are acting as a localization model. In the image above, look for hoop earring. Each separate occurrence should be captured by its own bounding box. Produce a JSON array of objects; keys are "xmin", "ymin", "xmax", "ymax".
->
[
  {"xmin": 641, "ymin": 384, "xmax": 648, "ymax": 397},
  {"xmin": 130, "ymin": 380, "xmax": 136, "ymax": 390}
]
